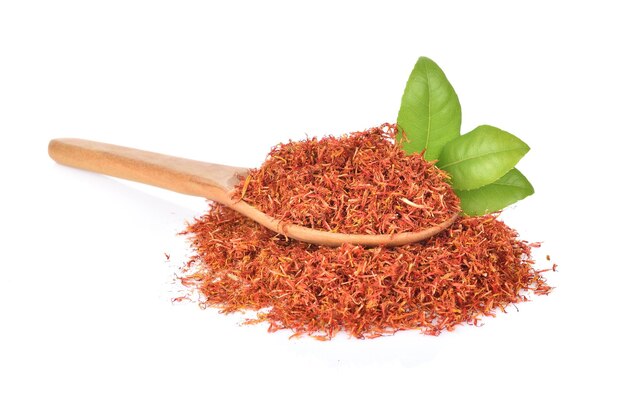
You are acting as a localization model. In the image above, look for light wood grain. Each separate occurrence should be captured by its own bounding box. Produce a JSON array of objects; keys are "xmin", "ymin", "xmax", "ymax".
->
[{"xmin": 49, "ymin": 138, "xmax": 457, "ymax": 247}]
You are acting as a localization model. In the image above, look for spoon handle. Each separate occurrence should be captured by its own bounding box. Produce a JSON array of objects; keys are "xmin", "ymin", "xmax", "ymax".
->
[{"xmin": 48, "ymin": 138, "xmax": 250, "ymax": 201}]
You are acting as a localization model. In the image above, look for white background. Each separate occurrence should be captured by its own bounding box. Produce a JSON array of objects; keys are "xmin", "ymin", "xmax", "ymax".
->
[{"xmin": 1, "ymin": 1, "xmax": 624, "ymax": 398}]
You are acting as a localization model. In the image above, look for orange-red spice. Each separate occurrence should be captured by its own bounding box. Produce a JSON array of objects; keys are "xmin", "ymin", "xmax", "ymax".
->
[
  {"xmin": 233, "ymin": 123, "xmax": 460, "ymax": 235},
  {"xmin": 178, "ymin": 124, "xmax": 552, "ymax": 339},
  {"xmin": 181, "ymin": 206, "xmax": 551, "ymax": 339}
]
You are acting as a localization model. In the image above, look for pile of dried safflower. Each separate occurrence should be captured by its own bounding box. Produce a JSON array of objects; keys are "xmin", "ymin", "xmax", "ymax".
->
[{"xmin": 178, "ymin": 124, "xmax": 552, "ymax": 339}]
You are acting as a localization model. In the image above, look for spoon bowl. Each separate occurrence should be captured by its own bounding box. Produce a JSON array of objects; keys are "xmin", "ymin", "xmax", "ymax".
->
[{"xmin": 48, "ymin": 138, "xmax": 457, "ymax": 247}]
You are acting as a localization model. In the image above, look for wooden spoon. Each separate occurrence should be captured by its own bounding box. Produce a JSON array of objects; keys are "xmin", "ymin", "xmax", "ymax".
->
[{"xmin": 48, "ymin": 138, "xmax": 457, "ymax": 247}]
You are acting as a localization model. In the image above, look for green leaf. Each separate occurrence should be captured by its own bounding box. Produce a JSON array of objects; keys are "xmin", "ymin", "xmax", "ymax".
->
[
  {"xmin": 437, "ymin": 125, "xmax": 529, "ymax": 190},
  {"xmin": 456, "ymin": 168, "xmax": 534, "ymax": 216},
  {"xmin": 396, "ymin": 57, "xmax": 461, "ymax": 161}
]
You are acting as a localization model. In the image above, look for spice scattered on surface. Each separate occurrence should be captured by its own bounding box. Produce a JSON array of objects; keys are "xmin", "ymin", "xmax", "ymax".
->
[
  {"xmin": 180, "ymin": 205, "xmax": 551, "ymax": 339},
  {"xmin": 232, "ymin": 123, "xmax": 460, "ymax": 235},
  {"xmin": 178, "ymin": 125, "xmax": 553, "ymax": 339}
]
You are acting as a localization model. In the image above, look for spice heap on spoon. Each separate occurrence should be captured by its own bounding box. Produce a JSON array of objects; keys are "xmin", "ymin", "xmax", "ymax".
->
[{"xmin": 48, "ymin": 125, "xmax": 459, "ymax": 247}]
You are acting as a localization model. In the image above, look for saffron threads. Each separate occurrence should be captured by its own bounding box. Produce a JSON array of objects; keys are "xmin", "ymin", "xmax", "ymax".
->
[
  {"xmin": 180, "ymin": 205, "xmax": 551, "ymax": 339},
  {"xmin": 232, "ymin": 123, "xmax": 460, "ymax": 235}
]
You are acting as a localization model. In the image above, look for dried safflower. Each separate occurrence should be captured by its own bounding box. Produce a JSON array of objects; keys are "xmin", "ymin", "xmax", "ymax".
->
[{"xmin": 178, "ymin": 125, "xmax": 552, "ymax": 339}]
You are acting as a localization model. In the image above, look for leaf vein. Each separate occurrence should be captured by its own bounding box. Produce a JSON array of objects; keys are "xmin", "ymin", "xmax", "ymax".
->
[{"xmin": 438, "ymin": 148, "xmax": 526, "ymax": 169}]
